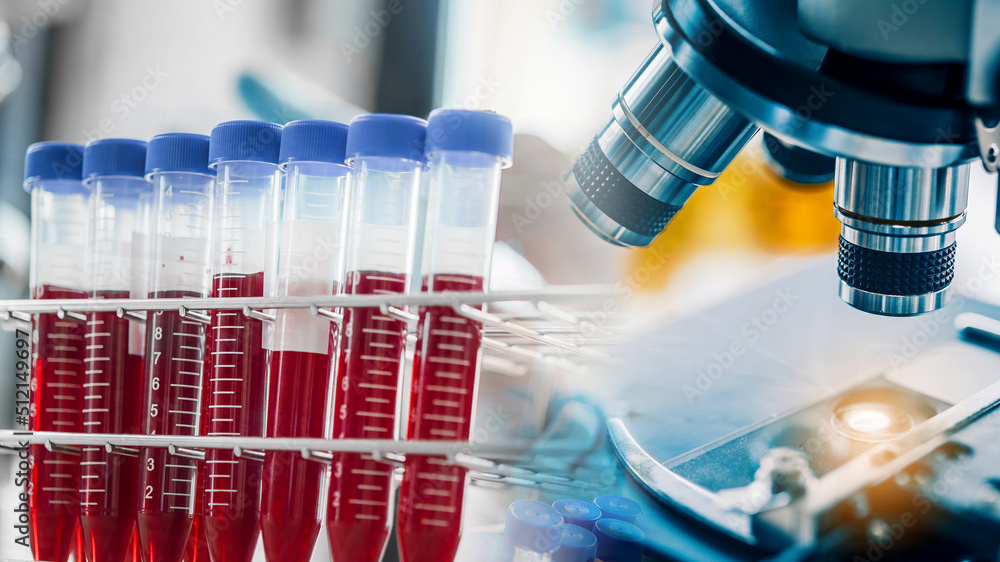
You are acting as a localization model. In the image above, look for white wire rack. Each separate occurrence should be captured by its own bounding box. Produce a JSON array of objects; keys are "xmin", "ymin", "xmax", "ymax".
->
[{"xmin": 0, "ymin": 285, "xmax": 620, "ymax": 492}]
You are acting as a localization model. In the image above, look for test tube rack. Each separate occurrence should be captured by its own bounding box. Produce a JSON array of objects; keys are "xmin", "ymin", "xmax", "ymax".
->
[{"xmin": 0, "ymin": 285, "xmax": 618, "ymax": 494}]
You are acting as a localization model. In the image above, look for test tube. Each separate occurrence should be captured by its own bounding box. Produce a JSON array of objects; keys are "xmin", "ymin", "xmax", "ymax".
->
[
  {"xmin": 78, "ymin": 139, "xmax": 150, "ymax": 562},
  {"xmin": 504, "ymin": 500, "xmax": 564, "ymax": 562},
  {"xmin": 326, "ymin": 114, "xmax": 427, "ymax": 562},
  {"xmin": 134, "ymin": 134, "xmax": 215, "ymax": 562},
  {"xmin": 397, "ymin": 109, "xmax": 513, "ymax": 562},
  {"xmin": 201, "ymin": 120, "xmax": 282, "ymax": 562},
  {"xmin": 24, "ymin": 142, "xmax": 87, "ymax": 562},
  {"xmin": 259, "ymin": 120, "xmax": 351, "ymax": 562}
]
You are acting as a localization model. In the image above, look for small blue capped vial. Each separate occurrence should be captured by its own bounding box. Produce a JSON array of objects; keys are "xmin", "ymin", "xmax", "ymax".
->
[
  {"xmin": 593, "ymin": 519, "xmax": 645, "ymax": 562},
  {"xmin": 455, "ymin": 532, "xmax": 516, "ymax": 562},
  {"xmin": 553, "ymin": 524, "xmax": 598, "ymax": 562},
  {"xmin": 553, "ymin": 499, "xmax": 602, "ymax": 530},
  {"xmin": 593, "ymin": 495, "xmax": 642, "ymax": 524},
  {"xmin": 505, "ymin": 500, "xmax": 564, "ymax": 561}
]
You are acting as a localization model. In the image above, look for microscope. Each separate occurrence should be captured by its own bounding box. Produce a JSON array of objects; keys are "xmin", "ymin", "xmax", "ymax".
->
[{"xmin": 568, "ymin": 0, "xmax": 1000, "ymax": 317}]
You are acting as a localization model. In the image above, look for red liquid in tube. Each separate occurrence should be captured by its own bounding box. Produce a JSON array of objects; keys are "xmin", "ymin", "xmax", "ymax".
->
[
  {"xmin": 79, "ymin": 290, "xmax": 142, "ymax": 562},
  {"xmin": 29, "ymin": 285, "xmax": 86, "ymax": 562},
  {"xmin": 398, "ymin": 274, "xmax": 484, "ymax": 562},
  {"xmin": 327, "ymin": 272, "xmax": 408, "ymax": 562},
  {"xmin": 137, "ymin": 290, "xmax": 204, "ymax": 562},
  {"xmin": 202, "ymin": 272, "xmax": 267, "ymax": 562},
  {"xmin": 260, "ymin": 345, "xmax": 335, "ymax": 562}
]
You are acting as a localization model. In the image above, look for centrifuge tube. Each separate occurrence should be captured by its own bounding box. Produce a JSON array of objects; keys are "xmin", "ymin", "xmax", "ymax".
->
[
  {"xmin": 259, "ymin": 120, "xmax": 351, "ymax": 562},
  {"xmin": 24, "ymin": 142, "xmax": 87, "ymax": 562},
  {"xmin": 200, "ymin": 121, "xmax": 282, "ymax": 562},
  {"xmin": 552, "ymin": 524, "xmax": 598, "ymax": 562},
  {"xmin": 326, "ymin": 114, "xmax": 427, "ymax": 562},
  {"xmin": 592, "ymin": 519, "xmax": 645, "ymax": 562},
  {"xmin": 134, "ymin": 133, "xmax": 215, "ymax": 562},
  {"xmin": 504, "ymin": 500, "xmax": 564, "ymax": 562},
  {"xmin": 78, "ymin": 139, "xmax": 150, "ymax": 562},
  {"xmin": 397, "ymin": 109, "xmax": 513, "ymax": 562},
  {"xmin": 552, "ymin": 499, "xmax": 602, "ymax": 531},
  {"xmin": 592, "ymin": 495, "xmax": 642, "ymax": 524}
]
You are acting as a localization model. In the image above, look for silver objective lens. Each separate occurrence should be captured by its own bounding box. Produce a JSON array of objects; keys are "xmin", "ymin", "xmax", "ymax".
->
[
  {"xmin": 568, "ymin": 43, "xmax": 759, "ymax": 247},
  {"xmin": 835, "ymin": 159, "xmax": 971, "ymax": 316}
]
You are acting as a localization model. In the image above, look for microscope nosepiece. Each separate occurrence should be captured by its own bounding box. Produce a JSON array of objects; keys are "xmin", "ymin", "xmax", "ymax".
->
[
  {"xmin": 834, "ymin": 159, "xmax": 970, "ymax": 316},
  {"xmin": 568, "ymin": 43, "xmax": 758, "ymax": 247},
  {"xmin": 568, "ymin": 137, "xmax": 682, "ymax": 247}
]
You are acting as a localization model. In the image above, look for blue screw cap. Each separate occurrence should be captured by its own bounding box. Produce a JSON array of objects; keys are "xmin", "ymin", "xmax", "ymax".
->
[
  {"xmin": 504, "ymin": 500, "xmax": 564, "ymax": 554},
  {"xmin": 455, "ymin": 532, "xmax": 515, "ymax": 562},
  {"xmin": 83, "ymin": 138, "xmax": 148, "ymax": 182},
  {"xmin": 145, "ymin": 133, "xmax": 212, "ymax": 177},
  {"xmin": 553, "ymin": 499, "xmax": 603, "ymax": 530},
  {"xmin": 553, "ymin": 524, "xmax": 598, "ymax": 562},
  {"xmin": 425, "ymin": 109, "xmax": 513, "ymax": 167},
  {"xmin": 23, "ymin": 142, "xmax": 84, "ymax": 192},
  {"xmin": 279, "ymin": 119, "xmax": 349, "ymax": 167},
  {"xmin": 345, "ymin": 113, "xmax": 427, "ymax": 164},
  {"xmin": 593, "ymin": 519, "xmax": 645, "ymax": 562},
  {"xmin": 208, "ymin": 120, "xmax": 282, "ymax": 167},
  {"xmin": 593, "ymin": 495, "xmax": 642, "ymax": 523}
]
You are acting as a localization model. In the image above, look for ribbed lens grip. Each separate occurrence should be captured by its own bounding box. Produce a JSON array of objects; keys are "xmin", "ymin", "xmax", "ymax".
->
[
  {"xmin": 838, "ymin": 237, "xmax": 956, "ymax": 296},
  {"xmin": 572, "ymin": 139, "xmax": 682, "ymax": 237}
]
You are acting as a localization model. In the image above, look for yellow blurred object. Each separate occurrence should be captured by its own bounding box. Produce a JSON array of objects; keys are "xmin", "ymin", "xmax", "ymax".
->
[{"xmin": 626, "ymin": 140, "xmax": 841, "ymax": 293}]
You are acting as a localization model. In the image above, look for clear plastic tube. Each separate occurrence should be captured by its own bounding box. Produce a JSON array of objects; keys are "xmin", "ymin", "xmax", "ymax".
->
[
  {"xmin": 24, "ymin": 143, "xmax": 88, "ymax": 562},
  {"xmin": 78, "ymin": 139, "xmax": 150, "ymax": 562},
  {"xmin": 261, "ymin": 128, "xmax": 351, "ymax": 562},
  {"xmin": 136, "ymin": 132, "xmax": 215, "ymax": 562},
  {"xmin": 398, "ymin": 110, "xmax": 511, "ymax": 562},
  {"xmin": 202, "ymin": 120, "xmax": 282, "ymax": 562},
  {"xmin": 327, "ymin": 114, "xmax": 426, "ymax": 562}
]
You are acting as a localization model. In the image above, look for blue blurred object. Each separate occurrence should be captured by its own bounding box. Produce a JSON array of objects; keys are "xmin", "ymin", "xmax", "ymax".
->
[
  {"xmin": 593, "ymin": 518, "xmax": 646, "ymax": 562},
  {"xmin": 237, "ymin": 72, "xmax": 312, "ymax": 124},
  {"xmin": 522, "ymin": 397, "xmax": 606, "ymax": 473},
  {"xmin": 553, "ymin": 524, "xmax": 598, "ymax": 562},
  {"xmin": 553, "ymin": 498, "xmax": 602, "ymax": 530},
  {"xmin": 504, "ymin": 500, "xmax": 564, "ymax": 555},
  {"xmin": 455, "ymin": 532, "xmax": 515, "ymax": 562},
  {"xmin": 594, "ymin": 495, "xmax": 643, "ymax": 524}
]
